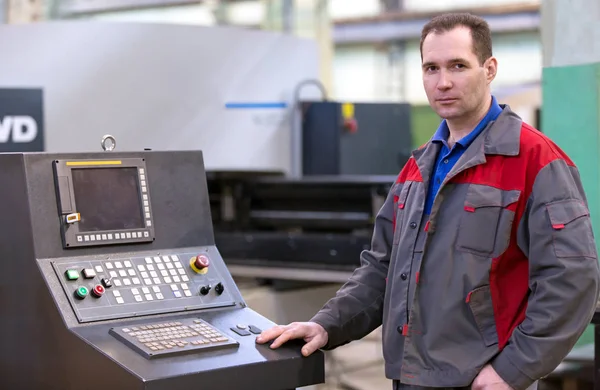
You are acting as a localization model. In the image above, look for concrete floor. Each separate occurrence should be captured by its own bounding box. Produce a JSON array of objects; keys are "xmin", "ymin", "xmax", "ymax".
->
[{"xmin": 236, "ymin": 278, "xmax": 392, "ymax": 390}]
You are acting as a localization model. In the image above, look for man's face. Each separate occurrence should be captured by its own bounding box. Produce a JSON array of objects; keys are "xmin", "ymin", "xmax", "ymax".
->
[{"xmin": 421, "ymin": 26, "xmax": 496, "ymax": 121}]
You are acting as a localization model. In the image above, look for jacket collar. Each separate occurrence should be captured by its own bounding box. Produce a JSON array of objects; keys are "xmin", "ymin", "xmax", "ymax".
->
[
  {"xmin": 482, "ymin": 105, "xmax": 522, "ymax": 156},
  {"xmin": 412, "ymin": 104, "xmax": 522, "ymax": 164},
  {"xmin": 410, "ymin": 105, "xmax": 523, "ymax": 190}
]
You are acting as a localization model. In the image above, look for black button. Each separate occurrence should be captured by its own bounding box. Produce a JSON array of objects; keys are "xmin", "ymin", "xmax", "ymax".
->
[
  {"xmin": 410, "ymin": 222, "xmax": 417, "ymax": 229},
  {"xmin": 397, "ymin": 326, "xmax": 403, "ymax": 334},
  {"xmin": 231, "ymin": 327, "xmax": 251, "ymax": 336},
  {"xmin": 248, "ymin": 325, "xmax": 262, "ymax": 334},
  {"xmin": 400, "ymin": 273, "xmax": 408, "ymax": 280},
  {"xmin": 101, "ymin": 278, "xmax": 112, "ymax": 288},
  {"xmin": 200, "ymin": 285, "xmax": 211, "ymax": 295}
]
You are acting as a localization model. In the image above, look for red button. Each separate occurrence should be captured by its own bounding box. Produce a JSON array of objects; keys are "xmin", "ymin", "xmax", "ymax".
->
[
  {"xmin": 194, "ymin": 255, "xmax": 210, "ymax": 269},
  {"xmin": 92, "ymin": 284, "xmax": 105, "ymax": 297}
]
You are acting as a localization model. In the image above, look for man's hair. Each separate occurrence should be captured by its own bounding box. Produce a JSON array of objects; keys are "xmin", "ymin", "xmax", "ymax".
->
[{"xmin": 420, "ymin": 13, "xmax": 492, "ymax": 65}]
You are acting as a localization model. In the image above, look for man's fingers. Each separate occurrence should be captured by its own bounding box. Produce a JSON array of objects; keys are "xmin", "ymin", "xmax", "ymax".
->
[
  {"xmin": 256, "ymin": 323, "xmax": 326, "ymax": 356},
  {"xmin": 270, "ymin": 326, "xmax": 306, "ymax": 349},
  {"xmin": 256, "ymin": 325, "xmax": 286, "ymax": 344},
  {"xmin": 301, "ymin": 338, "xmax": 322, "ymax": 357}
]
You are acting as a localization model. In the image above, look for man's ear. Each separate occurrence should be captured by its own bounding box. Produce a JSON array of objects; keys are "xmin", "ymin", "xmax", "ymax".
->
[{"xmin": 484, "ymin": 56, "xmax": 498, "ymax": 84}]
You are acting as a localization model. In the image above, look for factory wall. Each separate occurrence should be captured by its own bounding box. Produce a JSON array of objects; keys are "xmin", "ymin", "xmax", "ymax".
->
[
  {"xmin": 80, "ymin": 0, "xmax": 383, "ymax": 27},
  {"xmin": 328, "ymin": 0, "xmax": 381, "ymax": 19},
  {"xmin": 76, "ymin": 4, "xmax": 217, "ymax": 24},
  {"xmin": 225, "ymin": 1, "xmax": 264, "ymax": 25},
  {"xmin": 225, "ymin": 0, "xmax": 383, "ymax": 25},
  {"xmin": 403, "ymin": 0, "xmax": 539, "ymax": 12},
  {"xmin": 331, "ymin": 44, "xmax": 388, "ymax": 103}
]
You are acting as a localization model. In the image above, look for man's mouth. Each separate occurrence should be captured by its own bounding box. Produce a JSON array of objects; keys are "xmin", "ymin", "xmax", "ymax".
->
[{"xmin": 437, "ymin": 98, "xmax": 458, "ymax": 103}]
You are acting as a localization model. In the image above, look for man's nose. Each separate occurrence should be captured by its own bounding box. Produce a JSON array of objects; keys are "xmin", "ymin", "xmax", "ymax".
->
[{"xmin": 437, "ymin": 71, "xmax": 452, "ymax": 90}]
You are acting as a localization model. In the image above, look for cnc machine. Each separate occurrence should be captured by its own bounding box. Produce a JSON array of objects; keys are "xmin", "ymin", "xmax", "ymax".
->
[{"xmin": 0, "ymin": 137, "xmax": 324, "ymax": 390}]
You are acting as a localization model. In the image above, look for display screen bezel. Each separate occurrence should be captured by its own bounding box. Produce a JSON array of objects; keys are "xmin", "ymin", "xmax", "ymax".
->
[{"xmin": 52, "ymin": 158, "xmax": 155, "ymax": 248}]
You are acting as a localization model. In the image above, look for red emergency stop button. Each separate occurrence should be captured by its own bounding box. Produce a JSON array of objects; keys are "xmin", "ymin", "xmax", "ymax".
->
[
  {"xmin": 190, "ymin": 254, "xmax": 210, "ymax": 274},
  {"xmin": 92, "ymin": 284, "xmax": 105, "ymax": 298},
  {"xmin": 195, "ymin": 255, "xmax": 210, "ymax": 269}
]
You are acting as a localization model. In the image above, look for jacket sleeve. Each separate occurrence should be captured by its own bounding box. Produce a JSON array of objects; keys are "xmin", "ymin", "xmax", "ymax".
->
[
  {"xmin": 309, "ymin": 182, "xmax": 396, "ymax": 350},
  {"xmin": 492, "ymin": 158, "xmax": 600, "ymax": 390}
]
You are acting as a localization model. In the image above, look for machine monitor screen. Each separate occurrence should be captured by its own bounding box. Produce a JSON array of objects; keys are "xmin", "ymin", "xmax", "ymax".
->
[
  {"xmin": 71, "ymin": 167, "xmax": 144, "ymax": 232},
  {"xmin": 53, "ymin": 157, "xmax": 156, "ymax": 248}
]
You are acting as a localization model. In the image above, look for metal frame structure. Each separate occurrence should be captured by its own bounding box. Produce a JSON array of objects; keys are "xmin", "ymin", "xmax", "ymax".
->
[
  {"xmin": 333, "ymin": 4, "xmax": 540, "ymax": 44},
  {"xmin": 52, "ymin": 0, "xmax": 540, "ymax": 45}
]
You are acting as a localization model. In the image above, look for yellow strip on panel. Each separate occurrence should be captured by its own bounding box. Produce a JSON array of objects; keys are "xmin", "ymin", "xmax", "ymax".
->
[{"xmin": 66, "ymin": 161, "xmax": 122, "ymax": 166}]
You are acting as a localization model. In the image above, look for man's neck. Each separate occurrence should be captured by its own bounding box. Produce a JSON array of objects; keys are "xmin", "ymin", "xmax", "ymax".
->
[{"xmin": 446, "ymin": 95, "xmax": 492, "ymax": 141}]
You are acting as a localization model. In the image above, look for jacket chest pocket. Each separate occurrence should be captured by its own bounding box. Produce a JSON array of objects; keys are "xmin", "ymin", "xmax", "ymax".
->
[
  {"xmin": 393, "ymin": 181, "xmax": 413, "ymax": 245},
  {"xmin": 456, "ymin": 185, "xmax": 521, "ymax": 256}
]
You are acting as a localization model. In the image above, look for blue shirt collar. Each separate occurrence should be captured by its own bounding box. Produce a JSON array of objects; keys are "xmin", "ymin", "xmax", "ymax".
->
[{"xmin": 432, "ymin": 95, "xmax": 503, "ymax": 148}]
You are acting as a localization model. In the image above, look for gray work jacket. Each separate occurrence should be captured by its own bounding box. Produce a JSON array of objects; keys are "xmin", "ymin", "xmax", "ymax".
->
[{"xmin": 310, "ymin": 105, "xmax": 600, "ymax": 390}]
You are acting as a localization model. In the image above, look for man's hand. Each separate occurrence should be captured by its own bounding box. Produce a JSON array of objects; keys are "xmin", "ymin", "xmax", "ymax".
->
[
  {"xmin": 472, "ymin": 364, "xmax": 513, "ymax": 390},
  {"xmin": 255, "ymin": 321, "xmax": 328, "ymax": 357}
]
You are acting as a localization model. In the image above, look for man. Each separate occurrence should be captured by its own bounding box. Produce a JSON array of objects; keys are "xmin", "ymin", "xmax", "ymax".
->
[{"xmin": 257, "ymin": 12, "xmax": 600, "ymax": 390}]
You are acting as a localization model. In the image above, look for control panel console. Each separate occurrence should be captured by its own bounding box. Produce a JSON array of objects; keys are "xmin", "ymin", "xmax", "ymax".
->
[
  {"xmin": 53, "ymin": 246, "xmax": 236, "ymax": 323},
  {"xmin": 0, "ymin": 149, "xmax": 325, "ymax": 390}
]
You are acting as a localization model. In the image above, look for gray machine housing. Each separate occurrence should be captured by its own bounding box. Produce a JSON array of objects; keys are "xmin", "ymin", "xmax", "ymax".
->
[{"xmin": 0, "ymin": 150, "xmax": 324, "ymax": 390}]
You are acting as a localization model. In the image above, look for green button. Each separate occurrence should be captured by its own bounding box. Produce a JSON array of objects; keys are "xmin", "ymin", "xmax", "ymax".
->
[
  {"xmin": 76, "ymin": 286, "xmax": 88, "ymax": 299},
  {"xmin": 65, "ymin": 269, "xmax": 79, "ymax": 280}
]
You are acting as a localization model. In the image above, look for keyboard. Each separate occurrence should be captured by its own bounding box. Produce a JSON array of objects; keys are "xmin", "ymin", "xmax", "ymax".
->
[{"xmin": 110, "ymin": 318, "xmax": 239, "ymax": 359}]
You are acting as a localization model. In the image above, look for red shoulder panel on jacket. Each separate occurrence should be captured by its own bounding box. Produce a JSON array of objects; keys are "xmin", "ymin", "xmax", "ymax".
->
[
  {"xmin": 451, "ymin": 122, "xmax": 575, "ymax": 191},
  {"xmin": 395, "ymin": 156, "xmax": 423, "ymax": 184},
  {"xmin": 520, "ymin": 122, "xmax": 576, "ymax": 171},
  {"xmin": 517, "ymin": 122, "xmax": 576, "ymax": 198}
]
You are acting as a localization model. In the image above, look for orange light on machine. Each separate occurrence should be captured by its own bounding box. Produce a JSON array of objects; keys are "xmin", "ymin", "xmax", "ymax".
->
[
  {"xmin": 342, "ymin": 102, "xmax": 358, "ymax": 133},
  {"xmin": 66, "ymin": 213, "xmax": 81, "ymax": 224}
]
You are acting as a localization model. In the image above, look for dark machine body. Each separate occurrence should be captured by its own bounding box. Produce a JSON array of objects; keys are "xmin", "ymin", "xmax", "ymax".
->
[
  {"xmin": 300, "ymin": 101, "xmax": 412, "ymax": 176},
  {"xmin": 208, "ymin": 173, "xmax": 396, "ymax": 274},
  {"xmin": 0, "ymin": 150, "xmax": 324, "ymax": 390}
]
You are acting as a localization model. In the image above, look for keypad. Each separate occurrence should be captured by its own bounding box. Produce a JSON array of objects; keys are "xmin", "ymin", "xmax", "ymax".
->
[
  {"xmin": 99, "ymin": 256, "xmax": 190, "ymax": 300},
  {"xmin": 110, "ymin": 318, "xmax": 238, "ymax": 359}
]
